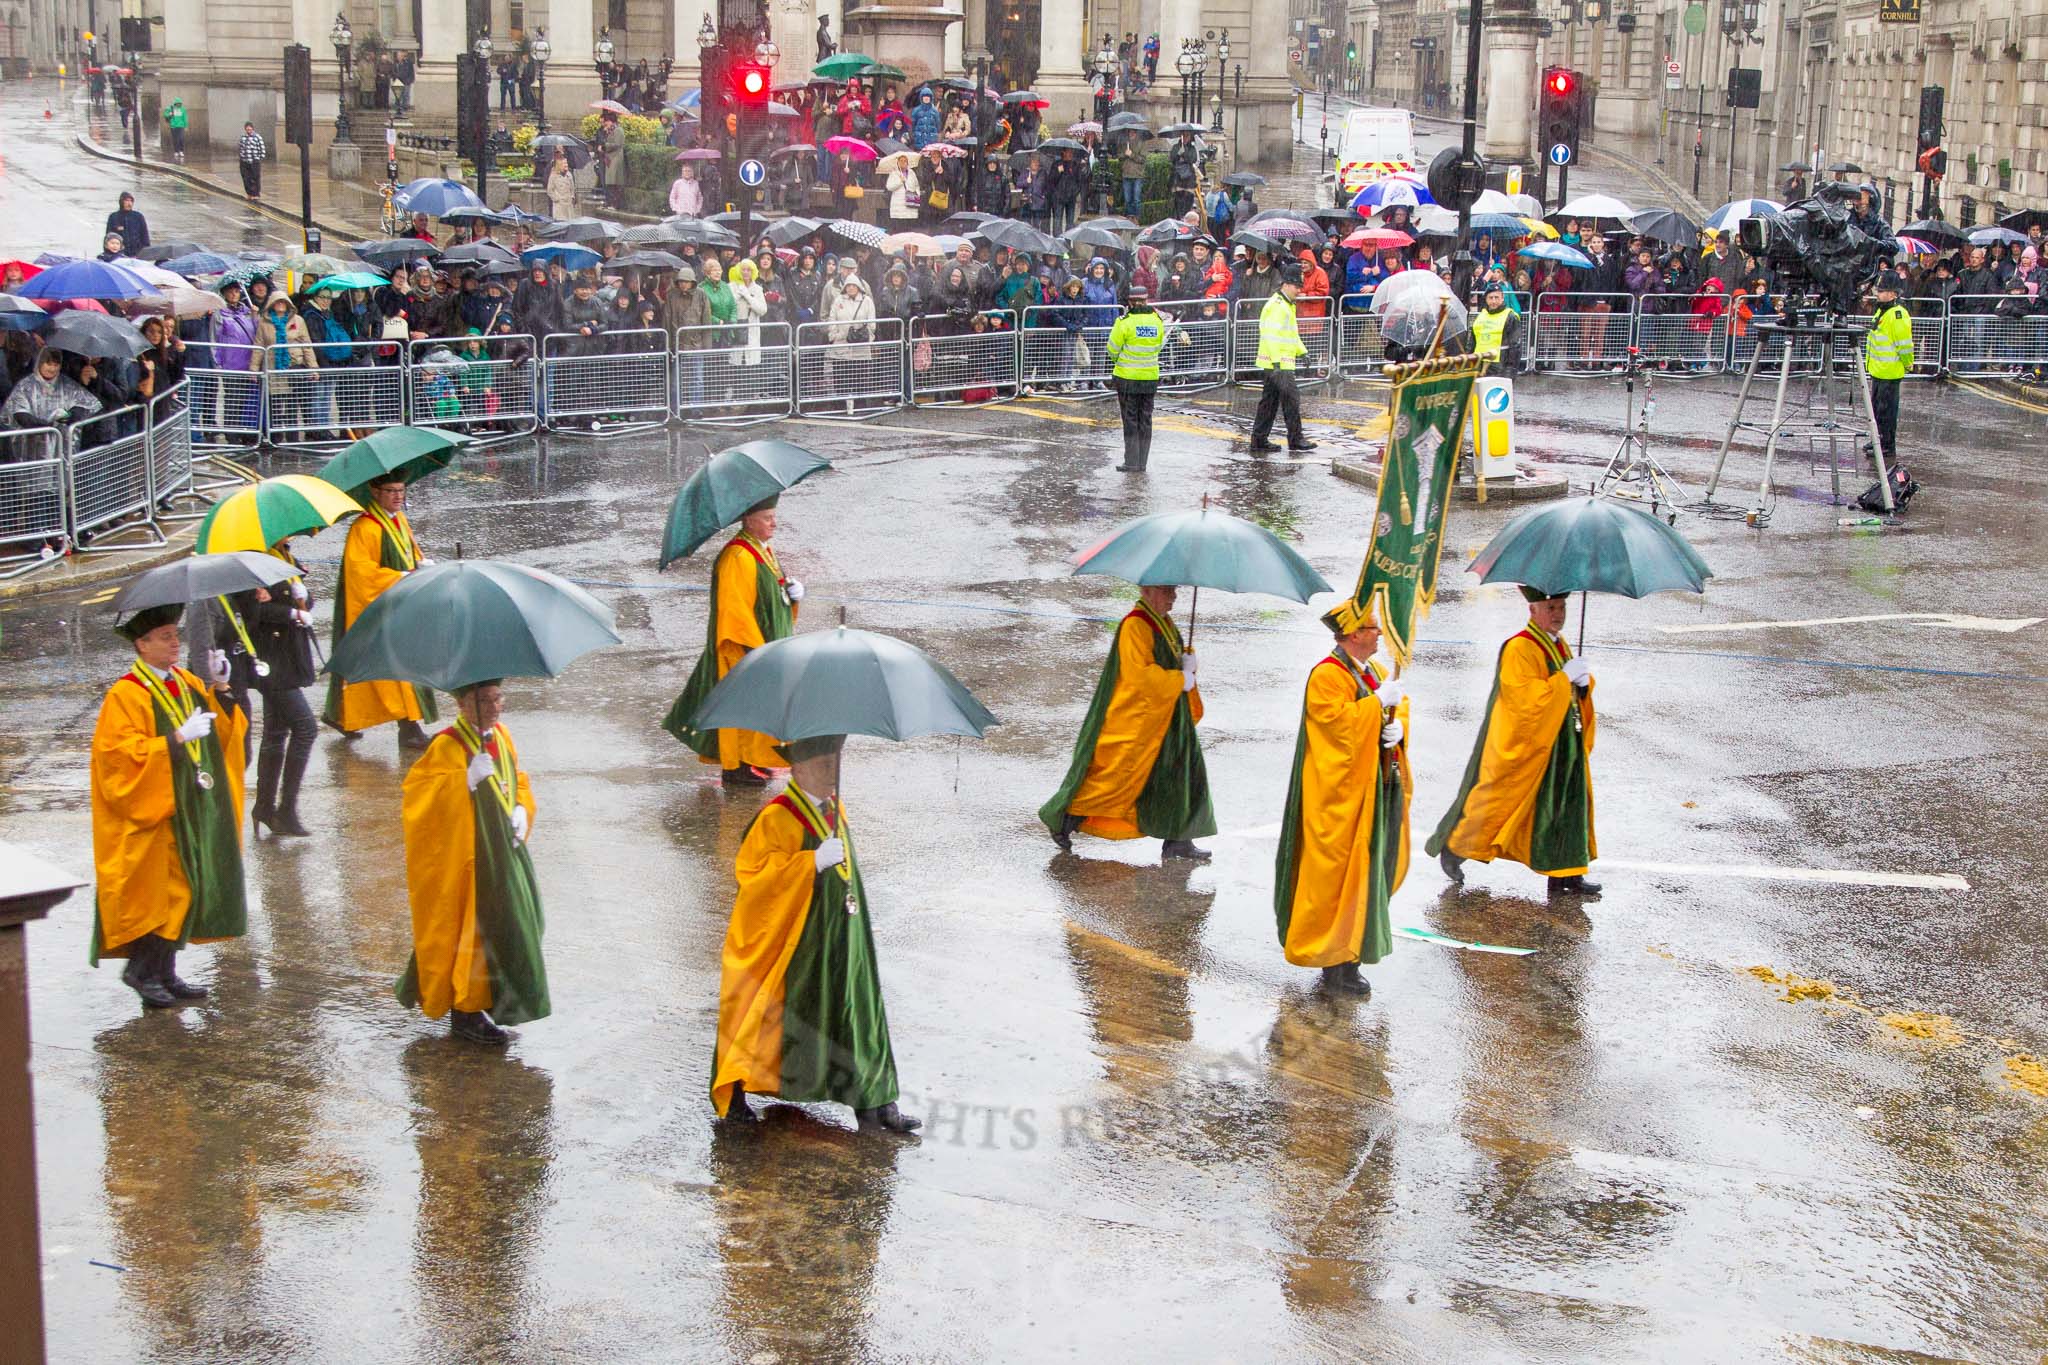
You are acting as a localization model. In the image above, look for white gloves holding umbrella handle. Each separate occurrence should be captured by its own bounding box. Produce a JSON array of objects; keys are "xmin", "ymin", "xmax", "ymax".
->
[
  {"xmin": 786, "ymin": 579, "xmax": 805, "ymax": 603},
  {"xmin": 1563, "ymin": 658, "xmax": 1592, "ymax": 688},
  {"xmin": 207, "ymin": 648, "xmax": 232, "ymax": 688},
  {"xmin": 814, "ymin": 836, "xmax": 845, "ymax": 872},
  {"xmin": 510, "ymin": 805, "xmax": 529, "ymax": 844},
  {"xmin": 1376, "ymin": 677, "xmax": 1406, "ymax": 712},
  {"xmin": 467, "ymin": 751, "xmax": 497, "ymax": 789},
  {"xmin": 1381, "ymin": 718, "xmax": 1404, "ymax": 748},
  {"xmin": 172, "ymin": 710, "xmax": 214, "ymax": 744},
  {"xmin": 1181, "ymin": 649, "xmax": 1197, "ymax": 692}
]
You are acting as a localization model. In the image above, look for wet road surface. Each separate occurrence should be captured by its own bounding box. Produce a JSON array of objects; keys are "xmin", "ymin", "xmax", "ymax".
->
[{"xmin": 5, "ymin": 77, "xmax": 2048, "ymax": 1364}]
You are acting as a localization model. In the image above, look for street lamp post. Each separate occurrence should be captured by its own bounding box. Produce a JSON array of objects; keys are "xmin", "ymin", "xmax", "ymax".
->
[
  {"xmin": 1175, "ymin": 41, "xmax": 1197, "ymax": 125},
  {"xmin": 1093, "ymin": 35, "xmax": 1116, "ymax": 119},
  {"xmin": 472, "ymin": 31, "xmax": 494, "ymax": 200},
  {"xmin": 595, "ymin": 27, "xmax": 615, "ymax": 101},
  {"xmin": 531, "ymin": 29, "xmax": 551, "ymax": 132},
  {"xmin": 1210, "ymin": 30, "xmax": 1228, "ymax": 134},
  {"xmin": 330, "ymin": 13, "xmax": 353, "ymax": 143}
]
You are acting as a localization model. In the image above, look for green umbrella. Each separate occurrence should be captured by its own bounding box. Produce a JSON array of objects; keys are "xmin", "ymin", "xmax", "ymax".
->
[
  {"xmin": 1467, "ymin": 495, "xmax": 1713, "ymax": 647},
  {"xmin": 280, "ymin": 252, "xmax": 348, "ymax": 277},
  {"xmin": 192, "ymin": 474, "xmax": 361, "ymax": 553},
  {"xmin": 302, "ymin": 269, "xmax": 390, "ymax": 293},
  {"xmin": 690, "ymin": 627, "xmax": 997, "ymax": 743},
  {"xmin": 859, "ymin": 62, "xmax": 907, "ymax": 80},
  {"xmin": 813, "ymin": 52, "xmax": 878, "ymax": 81},
  {"xmin": 659, "ymin": 439, "xmax": 832, "ymax": 569},
  {"xmin": 1071, "ymin": 504, "xmax": 1333, "ymax": 642},
  {"xmin": 325, "ymin": 560, "xmax": 620, "ymax": 692},
  {"xmin": 314, "ymin": 426, "xmax": 472, "ymax": 501}
]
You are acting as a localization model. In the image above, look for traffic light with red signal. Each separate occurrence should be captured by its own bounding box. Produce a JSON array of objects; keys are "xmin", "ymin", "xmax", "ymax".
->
[
  {"xmin": 730, "ymin": 61, "xmax": 770, "ymax": 108},
  {"xmin": 1539, "ymin": 65, "xmax": 1584, "ymax": 165}
]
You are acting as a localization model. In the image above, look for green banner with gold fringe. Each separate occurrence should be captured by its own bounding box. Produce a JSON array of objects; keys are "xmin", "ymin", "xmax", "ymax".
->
[{"xmin": 1352, "ymin": 357, "xmax": 1482, "ymax": 665}]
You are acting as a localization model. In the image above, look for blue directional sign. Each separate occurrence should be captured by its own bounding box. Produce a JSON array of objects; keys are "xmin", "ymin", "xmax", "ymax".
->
[
  {"xmin": 738, "ymin": 158, "xmax": 767, "ymax": 187},
  {"xmin": 1548, "ymin": 142, "xmax": 1573, "ymax": 166}
]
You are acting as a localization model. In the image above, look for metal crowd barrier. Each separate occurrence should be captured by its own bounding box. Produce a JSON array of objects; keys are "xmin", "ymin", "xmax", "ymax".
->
[
  {"xmin": 1529, "ymin": 292, "xmax": 1636, "ymax": 372},
  {"xmin": 795, "ymin": 317, "xmax": 906, "ymax": 418},
  {"xmin": 410, "ymin": 335, "xmax": 540, "ymax": 440},
  {"xmin": 909, "ymin": 312, "xmax": 1020, "ymax": 406},
  {"xmin": 1154, "ymin": 300, "xmax": 1231, "ymax": 393},
  {"xmin": 184, "ymin": 365, "xmax": 265, "ymax": 448},
  {"xmin": 1334, "ymin": 293, "xmax": 1387, "ymax": 377},
  {"xmin": 1941, "ymin": 296, "xmax": 2048, "ymax": 377},
  {"xmin": 1635, "ymin": 308, "xmax": 1728, "ymax": 373},
  {"xmin": 265, "ymin": 340, "xmax": 408, "ymax": 448},
  {"xmin": 146, "ymin": 382, "xmax": 198, "ymax": 517},
  {"xmin": 542, "ymin": 328, "xmax": 671, "ymax": 433},
  {"xmin": 66, "ymin": 403, "xmax": 164, "ymax": 554},
  {"xmin": 1232, "ymin": 296, "xmax": 1335, "ymax": 385},
  {"xmin": 0, "ymin": 426, "xmax": 67, "ymax": 579},
  {"xmin": 1727, "ymin": 323, "xmax": 1827, "ymax": 377},
  {"xmin": 675, "ymin": 321, "xmax": 796, "ymax": 425},
  {"xmin": 1019, "ymin": 305, "xmax": 1115, "ymax": 399}
]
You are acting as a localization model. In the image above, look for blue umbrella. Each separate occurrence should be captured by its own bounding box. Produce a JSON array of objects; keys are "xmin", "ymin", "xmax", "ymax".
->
[
  {"xmin": 521, "ymin": 244, "xmax": 604, "ymax": 271},
  {"xmin": 1466, "ymin": 212, "xmax": 1534, "ymax": 237},
  {"xmin": 1350, "ymin": 178, "xmax": 1432, "ymax": 211},
  {"xmin": 392, "ymin": 177, "xmax": 488, "ymax": 218},
  {"xmin": 1517, "ymin": 241, "xmax": 1593, "ymax": 268},
  {"xmin": 15, "ymin": 257, "xmax": 159, "ymax": 301},
  {"xmin": 495, "ymin": 204, "xmax": 553, "ymax": 225},
  {"xmin": 669, "ymin": 88, "xmax": 702, "ymax": 110},
  {"xmin": 0, "ymin": 293, "xmax": 46, "ymax": 333},
  {"xmin": 160, "ymin": 251, "xmax": 240, "ymax": 277},
  {"xmin": 1703, "ymin": 198, "xmax": 1782, "ymax": 232}
]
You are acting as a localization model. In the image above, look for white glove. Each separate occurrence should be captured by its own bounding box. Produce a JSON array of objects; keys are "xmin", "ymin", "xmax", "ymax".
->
[
  {"xmin": 1381, "ymin": 717, "xmax": 1404, "ymax": 748},
  {"xmin": 289, "ymin": 579, "xmax": 308, "ymax": 604},
  {"xmin": 1563, "ymin": 658, "xmax": 1592, "ymax": 687},
  {"xmin": 207, "ymin": 648, "xmax": 231, "ymax": 687},
  {"xmin": 416, "ymin": 556, "xmax": 436, "ymax": 568},
  {"xmin": 509, "ymin": 805, "xmax": 529, "ymax": 844},
  {"xmin": 785, "ymin": 579, "xmax": 805, "ymax": 603},
  {"xmin": 173, "ymin": 710, "xmax": 214, "ymax": 743},
  {"xmin": 291, "ymin": 608, "xmax": 314, "ymax": 628},
  {"xmin": 1376, "ymin": 677, "xmax": 1406, "ymax": 712},
  {"xmin": 467, "ymin": 750, "xmax": 497, "ymax": 789},
  {"xmin": 814, "ymin": 836, "xmax": 845, "ymax": 872},
  {"xmin": 1180, "ymin": 650, "xmax": 1197, "ymax": 691}
]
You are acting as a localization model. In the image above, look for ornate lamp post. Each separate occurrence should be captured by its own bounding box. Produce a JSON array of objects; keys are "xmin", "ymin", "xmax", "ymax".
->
[
  {"xmin": 472, "ymin": 30, "xmax": 495, "ymax": 192},
  {"xmin": 1175, "ymin": 41, "xmax": 1198, "ymax": 125},
  {"xmin": 595, "ymin": 27, "xmax": 616, "ymax": 100},
  {"xmin": 330, "ymin": 13, "xmax": 353, "ymax": 141},
  {"xmin": 1210, "ymin": 29, "xmax": 1229, "ymax": 132},
  {"xmin": 530, "ymin": 29, "xmax": 551, "ymax": 131}
]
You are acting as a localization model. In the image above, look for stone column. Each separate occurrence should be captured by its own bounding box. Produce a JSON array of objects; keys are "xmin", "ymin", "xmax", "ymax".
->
[
  {"xmin": 1483, "ymin": 3, "xmax": 1541, "ymax": 168},
  {"xmin": 845, "ymin": 1, "xmax": 961, "ymax": 93},
  {"xmin": 1035, "ymin": 0, "xmax": 1092, "ymax": 126},
  {"xmin": 541, "ymin": 0, "xmax": 600, "ymax": 126}
]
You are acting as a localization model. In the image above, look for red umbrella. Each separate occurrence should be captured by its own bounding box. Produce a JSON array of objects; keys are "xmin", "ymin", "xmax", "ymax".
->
[
  {"xmin": 1342, "ymin": 227, "xmax": 1414, "ymax": 250},
  {"xmin": 824, "ymin": 135, "xmax": 878, "ymax": 160},
  {"xmin": 0, "ymin": 259, "xmax": 46, "ymax": 282},
  {"xmin": 588, "ymin": 99, "xmax": 629, "ymax": 115}
]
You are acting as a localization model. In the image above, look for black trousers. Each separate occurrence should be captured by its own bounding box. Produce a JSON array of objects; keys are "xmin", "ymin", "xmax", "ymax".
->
[
  {"xmin": 1250, "ymin": 368, "xmax": 1304, "ymax": 447},
  {"xmin": 239, "ymin": 160, "xmax": 262, "ymax": 197},
  {"xmin": 256, "ymin": 685, "xmax": 317, "ymax": 814},
  {"xmin": 1868, "ymin": 376, "xmax": 1900, "ymax": 460},
  {"xmin": 1115, "ymin": 380, "xmax": 1155, "ymax": 469}
]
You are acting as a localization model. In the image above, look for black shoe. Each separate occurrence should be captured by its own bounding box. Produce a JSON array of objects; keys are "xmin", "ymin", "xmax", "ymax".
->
[
  {"xmin": 1247, "ymin": 440, "xmax": 1282, "ymax": 454},
  {"xmin": 250, "ymin": 803, "xmax": 275, "ymax": 838},
  {"xmin": 397, "ymin": 720, "xmax": 431, "ymax": 751},
  {"xmin": 724, "ymin": 1085, "xmax": 761, "ymax": 1121},
  {"xmin": 1114, "ymin": 463, "xmax": 1146, "ymax": 473},
  {"xmin": 120, "ymin": 939, "xmax": 177, "ymax": 1008},
  {"xmin": 1161, "ymin": 839, "xmax": 1212, "ymax": 863},
  {"xmin": 1288, "ymin": 439, "xmax": 1320, "ymax": 452},
  {"xmin": 857, "ymin": 1102, "xmax": 922, "ymax": 1133},
  {"xmin": 269, "ymin": 806, "xmax": 312, "ymax": 838},
  {"xmin": 721, "ymin": 765, "xmax": 769, "ymax": 788},
  {"xmin": 1051, "ymin": 813, "xmax": 1080, "ymax": 852},
  {"xmin": 1438, "ymin": 849, "xmax": 1466, "ymax": 885},
  {"xmin": 159, "ymin": 949, "xmax": 208, "ymax": 1000},
  {"xmin": 1320, "ymin": 964, "xmax": 1371, "ymax": 996},
  {"xmin": 450, "ymin": 1009, "xmax": 513, "ymax": 1044},
  {"xmin": 1547, "ymin": 874, "xmax": 1603, "ymax": 900}
]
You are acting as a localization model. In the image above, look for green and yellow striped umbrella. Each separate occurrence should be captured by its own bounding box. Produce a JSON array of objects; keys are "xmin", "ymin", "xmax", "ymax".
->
[{"xmin": 194, "ymin": 475, "xmax": 361, "ymax": 554}]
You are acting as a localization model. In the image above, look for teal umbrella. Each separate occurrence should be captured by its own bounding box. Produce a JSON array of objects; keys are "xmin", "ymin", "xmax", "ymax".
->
[
  {"xmin": 326, "ymin": 560, "xmax": 620, "ymax": 692},
  {"xmin": 1070, "ymin": 504, "xmax": 1333, "ymax": 641},
  {"xmin": 659, "ymin": 439, "xmax": 832, "ymax": 569},
  {"xmin": 689, "ymin": 627, "xmax": 997, "ymax": 743},
  {"xmin": 1467, "ymin": 495, "xmax": 1713, "ymax": 647},
  {"xmin": 315, "ymin": 426, "xmax": 472, "ymax": 501},
  {"xmin": 302, "ymin": 269, "xmax": 390, "ymax": 293}
]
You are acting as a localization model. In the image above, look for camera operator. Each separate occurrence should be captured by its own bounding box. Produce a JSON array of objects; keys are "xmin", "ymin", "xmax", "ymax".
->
[{"xmin": 1863, "ymin": 272, "xmax": 1913, "ymax": 467}]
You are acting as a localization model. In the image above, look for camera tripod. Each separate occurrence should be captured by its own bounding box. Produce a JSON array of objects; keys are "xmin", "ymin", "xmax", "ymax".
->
[
  {"xmin": 1702, "ymin": 315, "xmax": 1897, "ymax": 526},
  {"xmin": 1591, "ymin": 347, "xmax": 1684, "ymax": 519}
]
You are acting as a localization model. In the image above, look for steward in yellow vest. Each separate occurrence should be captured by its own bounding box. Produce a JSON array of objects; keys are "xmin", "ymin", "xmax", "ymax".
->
[{"xmin": 1106, "ymin": 285, "xmax": 1165, "ymax": 472}]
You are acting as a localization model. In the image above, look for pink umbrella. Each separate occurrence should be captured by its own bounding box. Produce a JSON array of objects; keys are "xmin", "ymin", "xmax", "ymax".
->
[
  {"xmin": 589, "ymin": 99, "xmax": 629, "ymax": 115},
  {"xmin": 1067, "ymin": 121, "xmax": 1103, "ymax": 135},
  {"xmin": 675, "ymin": 148, "xmax": 722, "ymax": 161},
  {"xmin": 1343, "ymin": 227, "xmax": 1414, "ymax": 250},
  {"xmin": 825, "ymin": 135, "xmax": 878, "ymax": 160},
  {"xmin": 924, "ymin": 142, "xmax": 969, "ymax": 158},
  {"xmin": 44, "ymin": 298, "xmax": 110, "ymax": 315}
]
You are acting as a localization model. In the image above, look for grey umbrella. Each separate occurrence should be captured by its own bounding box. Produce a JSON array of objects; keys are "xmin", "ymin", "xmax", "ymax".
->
[
  {"xmin": 110, "ymin": 550, "xmax": 303, "ymax": 613},
  {"xmin": 690, "ymin": 627, "xmax": 998, "ymax": 743},
  {"xmin": 976, "ymin": 219, "xmax": 1065, "ymax": 254},
  {"xmin": 40, "ymin": 309, "xmax": 151, "ymax": 360}
]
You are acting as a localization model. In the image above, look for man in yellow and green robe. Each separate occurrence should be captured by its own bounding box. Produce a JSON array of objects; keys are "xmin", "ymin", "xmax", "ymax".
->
[
  {"xmin": 663, "ymin": 498, "xmax": 802, "ymax": 788},
  {"xmin": 1039, "ymin": 584, "xmax": 1215, "ymax": 861},
  {"xmin": 710, "ymin": 736, "xmax": 918, "ymax": 1132},
  {"xmin": 1275, "ymin": 600, "xmax": 1411, "ymax": 996},
  {"xmin": 90, "ymin": 602, "xmax": 249, "ymax": 1008},
  {"xmin": 398, "ymin": 679, "xmax": 550, "ymax": 1044},
  {"xmin": 1428, "ymin": 586, "xmax": 1600, "ymax": 899},
  {"xmin": 322, "ymin": 473, "xmax": 437, "ymax": 749}
]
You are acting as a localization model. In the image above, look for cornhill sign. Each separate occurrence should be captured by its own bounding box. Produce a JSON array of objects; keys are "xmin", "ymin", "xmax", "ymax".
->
[{"xmin": 1878, "ymin": 0, "xmax": 1921, "ymax": 23}]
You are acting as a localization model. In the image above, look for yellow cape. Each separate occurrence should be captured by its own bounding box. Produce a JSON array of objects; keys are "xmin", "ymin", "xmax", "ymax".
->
[
  {"xmin": 1443, "ymin": 633, "xmax": 1596, "ymax": 872},
  {"xmin": 710, "ymin": 799, "xmax": 817, "ymax": 1116},
  {"xmin": 330, "ymin": 512, "xmax": 428, "ymax": 732},
  {"xmin": 704, "ymin": 539, "xmax": 796, "ymax": 772},
  {"xmin": 90, "ymin": 668, "xmax": 247, "ymax": 955},
  {"xmin": 1069, "ymin": 611, "xmax": 1203, "ymax": 840},
  {"xmin": 401, "ymin": 727, "xmax": 536, "ymax": 1019}
]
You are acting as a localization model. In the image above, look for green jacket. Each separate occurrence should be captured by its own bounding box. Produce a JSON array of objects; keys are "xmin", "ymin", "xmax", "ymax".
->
[
  {"xmin": 1864, "ymin": 302, "xmax": 1913, "ymax": 379},
  {"xmin": 164, "ymin": 102, "xmax": 188, "ymax": 130},
  {"xmin": 1107, "ymin": 307, "xmax": 1164, "ymax": 381},
  {"xmin": 700, "ymin": 278, "xmax": 735, "ymax": 324},
  {"xmin": 1257, "ymin": 292, "xmax": 1306, "ymax": 370}
]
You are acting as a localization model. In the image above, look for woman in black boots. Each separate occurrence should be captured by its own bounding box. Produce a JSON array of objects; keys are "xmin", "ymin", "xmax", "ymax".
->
[{"xmin": 245, "ymin": 539, "xmax": 321, "ymax": 837}]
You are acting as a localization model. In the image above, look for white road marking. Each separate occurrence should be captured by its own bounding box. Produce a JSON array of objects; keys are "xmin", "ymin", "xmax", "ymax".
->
[
  {"xmin": 1600, "ymin": 859, "xmax": 1969, "ymax": 891},
  {"xmin": 1657, "ymin": 613, "xmax": 2041, "ymax": 635}
]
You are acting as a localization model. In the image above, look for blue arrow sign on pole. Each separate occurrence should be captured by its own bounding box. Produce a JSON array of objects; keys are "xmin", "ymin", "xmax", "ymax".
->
[
  {"xmin": 738, "ymin": 158, "xmax": 766, "ymax": 187},
  {"xmin": 1548, "ymin": 142, "xmax": 1573, "ymax": 166}
]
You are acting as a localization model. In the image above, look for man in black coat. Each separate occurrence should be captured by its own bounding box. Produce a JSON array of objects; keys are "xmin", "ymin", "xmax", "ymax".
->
[{"xmin": 106, "ymin": 194, "xmax": 150, "ymax": 253}]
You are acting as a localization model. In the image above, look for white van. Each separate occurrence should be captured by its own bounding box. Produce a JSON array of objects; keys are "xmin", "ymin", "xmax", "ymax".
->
[{"xmin": 1320, "ymin": 107, "xmax": 1419, "ymax": 206}]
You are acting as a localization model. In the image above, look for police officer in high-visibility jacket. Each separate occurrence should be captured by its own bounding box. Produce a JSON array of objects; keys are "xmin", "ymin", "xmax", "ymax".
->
[
  {"xmin": 1863, "ymin": 272, "xmax": 1913, "ymax": 465},
  {"xmin": 1470, "ymin": 281, "xmax": 1523, "ymax": 377},
  {"xmin": 1107, "ymin": 285, "xmax": 1165, "ymax": 472},
  {"xmin": 1249, "ymin": 268, "xmax": 1317, "ymax": 454}
]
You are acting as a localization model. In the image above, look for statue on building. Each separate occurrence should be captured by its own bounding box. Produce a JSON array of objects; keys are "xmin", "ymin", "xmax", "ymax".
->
[{"xmin": 817, "ymin": 14, "xmax": 835, "ymax": 63}]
